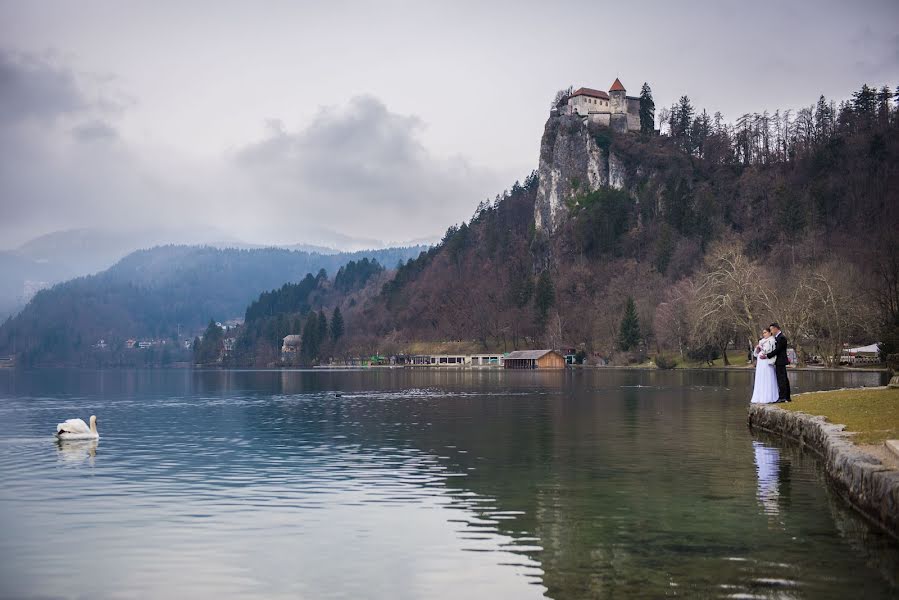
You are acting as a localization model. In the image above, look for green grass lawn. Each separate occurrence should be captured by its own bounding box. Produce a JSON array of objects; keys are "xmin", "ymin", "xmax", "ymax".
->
[{"xmin": 781, "ymin": 387, "xmax": 899, "ymax": 445}]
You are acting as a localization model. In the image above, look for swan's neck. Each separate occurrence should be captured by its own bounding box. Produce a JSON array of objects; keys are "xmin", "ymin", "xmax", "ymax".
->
[{"xmin": 89, "ymin": 417, "xmax": 97, "ymax": 434}]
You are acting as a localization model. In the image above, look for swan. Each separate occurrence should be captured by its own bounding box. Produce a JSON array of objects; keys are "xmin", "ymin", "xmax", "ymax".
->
[{"xmin": 56, "ymin": 415, "xmax": 99, "ymax": 440}]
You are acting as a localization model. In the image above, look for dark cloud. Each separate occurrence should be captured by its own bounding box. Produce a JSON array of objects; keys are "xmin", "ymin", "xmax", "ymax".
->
[
  {"xmin": 0, "ymin": 52, "xmax": 506, "ymax": 250},
  {"xmin": 232, "ymin": 96, "xmax": 507, "ymax": 244},
  {"xmin": 0, "ymin": 51, "xmax": 86, "ymax": 125},
  {"xmin": 70, "ymin": 119, "xmax": 118, "ymax": 142},
  {"xmin": 0, "ymin": 50, "xmax": 179, "ymax": 246}
]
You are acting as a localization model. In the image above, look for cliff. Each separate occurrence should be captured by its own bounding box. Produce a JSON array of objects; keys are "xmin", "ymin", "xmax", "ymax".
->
[{"xmin": 534, "ymin": 115, "xmax": 630, "ymax": 236}]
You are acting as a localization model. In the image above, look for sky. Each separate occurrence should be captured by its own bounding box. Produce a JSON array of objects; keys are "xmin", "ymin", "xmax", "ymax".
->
[{"xmin": 1, "ymin": 0, "xmax": 897, "ymax": 250}]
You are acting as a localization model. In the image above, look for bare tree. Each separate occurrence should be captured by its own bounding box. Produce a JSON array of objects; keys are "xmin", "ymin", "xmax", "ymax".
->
[{"xmin": 694, "ymin": 241, "xmax": 776, "ymax": 348}]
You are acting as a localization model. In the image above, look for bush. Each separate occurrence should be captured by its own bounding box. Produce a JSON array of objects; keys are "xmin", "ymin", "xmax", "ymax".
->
[
  {"xmin": 687, "ymin": 344, "xmax": 719, "ymax": 365},
  {"xmin": 612, "ymin": 351, "xmax": 647, "ymax": 366},
  {"xmin": 655, "ymin": 355, "xmax": 678, "ymax": 370}
]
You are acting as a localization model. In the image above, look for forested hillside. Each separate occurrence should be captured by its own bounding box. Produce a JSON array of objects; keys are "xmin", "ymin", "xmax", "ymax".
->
[
  {"xmin": 214, "ymin": 258, "xmax": 385, "ymax": 366},
  {"xmin": 0, "ymin": 245, "xmax": 424, "ymax": 366},
  {"xmin": 343, "ymin": 83, "xmax": 899, "ymax": 365}
]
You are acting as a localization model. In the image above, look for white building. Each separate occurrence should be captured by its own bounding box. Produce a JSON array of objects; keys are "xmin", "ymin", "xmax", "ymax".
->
[{"xmin": 566, "ymin": 78, "xmax": 641, "ymax": 132}]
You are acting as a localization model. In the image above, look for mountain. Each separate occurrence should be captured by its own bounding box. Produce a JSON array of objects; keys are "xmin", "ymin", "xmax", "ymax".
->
[
  {"xmin": 336, "ymin": 83, "xmax": 898, "ymax": 363},
  {"xmin": 0, "ymin": 226, "xmax": 247, "ymax": 320},
  {"xmin": 0, "ymin": 244, "xmax": 427, "ymax": 366}
]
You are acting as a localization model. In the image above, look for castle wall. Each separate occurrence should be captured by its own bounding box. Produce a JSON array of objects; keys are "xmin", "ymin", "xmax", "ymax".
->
[
  {"xmin": 589, "ymin": 112, "xmax": 611, "ymax": 127},
  {"xmin": 609, "ymin": 90, "xmax": 626, "ymax": 115},
  {"xmin": 568, "ymin": 95, "xmax": 611, "ymax": 117},
  {"xmin": 626, "ymin": 97, "xmax": 641, "ymax": 131}
]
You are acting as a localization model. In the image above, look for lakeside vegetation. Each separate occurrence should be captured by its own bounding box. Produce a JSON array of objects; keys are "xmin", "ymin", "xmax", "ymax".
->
[
  {"xmin": 355, "ymin": 82, "xmax": 898, "ymax": 367},
  {"xmin": 782, "ymin": 387, "xmax": 899, "ymax": 445}
]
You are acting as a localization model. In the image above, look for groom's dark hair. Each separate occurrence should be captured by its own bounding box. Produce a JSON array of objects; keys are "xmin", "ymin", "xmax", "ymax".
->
[{"xmin": 770, "ymin": 322, "xmax": 780, "ymax": 329}]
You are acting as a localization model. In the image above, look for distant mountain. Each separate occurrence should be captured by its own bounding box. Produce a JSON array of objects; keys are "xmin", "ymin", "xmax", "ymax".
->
[
  {"xmin": 0, "ymin": 243, "xmax": 428, "ymax": 366},
  {"xmin": 0, "ymin": 226, "xmax": 247, "ymax": 320}
]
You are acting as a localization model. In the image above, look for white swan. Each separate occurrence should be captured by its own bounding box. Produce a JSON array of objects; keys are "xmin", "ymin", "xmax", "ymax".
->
[{"xmin": 56, "ymin": 415, "xmax": 99, "ymax": 440}]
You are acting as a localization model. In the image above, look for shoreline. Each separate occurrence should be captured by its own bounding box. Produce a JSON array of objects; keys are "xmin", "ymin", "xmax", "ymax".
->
[
  {"xmin": 1, "ymin": 364, "xmax": 890, "ymax": 373},
  {"xmin": 748, "ymin": 395, "xmax": 899, "ymax": 541}
]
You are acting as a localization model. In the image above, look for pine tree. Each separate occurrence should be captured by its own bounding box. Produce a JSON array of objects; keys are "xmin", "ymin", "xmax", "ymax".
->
[
  {"xmin": 331, "ymin": 307, "xmax": 345, "ymax": 341},
  {"xmin": 618, "ymin": 297, "xmax": 642, "ymax": 351},
  {"xmin": 653, "ymin": 226, "xmax": 673, "ymax": 274},
  {"xmin": 675, "ymin": 96, "xmax": 695, "ymax": 152},
  {"xmin": 317, "ymin": 309, "xmax": 328, "ymax": 343},
  {"xmin": 301, "ymin": 313, "xmax": 320, "ymax": 362},
  {"xmin": 534, "ymin": 270, "xmax": 555, "ymax": 328},
  {"xmin": 877, "ymin": 85, "xmax": 893, "ymax": 126},
  {"xmin": 639, "ymin": 82, "xmax": 655, "ymax": 134}
]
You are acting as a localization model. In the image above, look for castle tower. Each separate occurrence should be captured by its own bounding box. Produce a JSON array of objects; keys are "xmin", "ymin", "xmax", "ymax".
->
[{"xmin": 609, "ymin": 78, "xmax": 628, "ymax": 132}]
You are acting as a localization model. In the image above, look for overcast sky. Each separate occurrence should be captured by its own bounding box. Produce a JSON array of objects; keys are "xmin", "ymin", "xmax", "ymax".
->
[{"xmin": 1, "ymin": 0, "xmax": 897, "ymax": 250}]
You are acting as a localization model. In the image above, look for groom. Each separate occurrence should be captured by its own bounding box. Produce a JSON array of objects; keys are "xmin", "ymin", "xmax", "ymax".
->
[{"xmin": 760, "ymin": 322, "xmax": 791, "ymax": 402}]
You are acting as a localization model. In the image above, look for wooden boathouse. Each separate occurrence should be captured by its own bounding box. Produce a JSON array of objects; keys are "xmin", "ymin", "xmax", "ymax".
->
[{"xmin": 503, "ymin": 350, "xmax": 566, "ymax": 369}]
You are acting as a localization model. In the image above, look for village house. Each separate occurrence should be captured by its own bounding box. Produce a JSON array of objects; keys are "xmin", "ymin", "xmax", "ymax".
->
[
  {"xmin": 565, "ymin": 78, "xmax": 641, "ymax": 132},
  {"xmin": 281, "ymin": 334, "xmax": 301, "ymax": 360},
  {"xmin": 470, "ymin": 354, "xmax": 503, "ymax": 367},
  {"xmin": 503, "ymin": 349, "xmax": 566, "ymax": 369}
]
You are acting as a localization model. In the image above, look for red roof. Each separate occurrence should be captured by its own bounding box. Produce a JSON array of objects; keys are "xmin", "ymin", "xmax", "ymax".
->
[
  {"xmin": 609, "ymin": 78, "xmax": 626, "ymax": 92},
  {"xmin": 570, "ymin": 87, "xmax": 609, "ymax": 100}
]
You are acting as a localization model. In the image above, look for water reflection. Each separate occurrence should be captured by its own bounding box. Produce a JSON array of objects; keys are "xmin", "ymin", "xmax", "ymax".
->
[
  {"xmin": 56, "ymin": 438, "xmax": 98, "ymax": 465},
  {"xmin": 0, "ymin": 368, "xmax": 896, "ymax": 599},
  {"xmin": 753, "ymin": 441, "xmax": 782, "ymax": 516}
]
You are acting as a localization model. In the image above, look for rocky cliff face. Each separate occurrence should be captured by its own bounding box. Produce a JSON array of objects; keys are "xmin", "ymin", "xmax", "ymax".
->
[{"xmin": 534, "ymin": 115, "xmax": 628, "ymax": 236}]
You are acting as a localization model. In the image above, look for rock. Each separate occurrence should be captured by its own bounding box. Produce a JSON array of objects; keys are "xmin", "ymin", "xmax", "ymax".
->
[{"xmin": 748, "ymin": 403, "xmax": 899, "ymax": 540}]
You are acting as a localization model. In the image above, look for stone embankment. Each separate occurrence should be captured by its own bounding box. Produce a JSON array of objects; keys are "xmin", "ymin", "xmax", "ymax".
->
[{"xmin": 748, "ymin": 402, "xmax": 899, "ymax": 540}]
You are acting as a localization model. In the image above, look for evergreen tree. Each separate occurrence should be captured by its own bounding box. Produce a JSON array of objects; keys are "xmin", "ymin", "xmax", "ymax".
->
[
  {"xmin": 534, "ymin": 270, "xmax": 555, "ymax": 328},
  {"xmin": 674, "ymin": 96, "xmax": 695, "ymax": 152},
  {"xmin": 639, "ymin": 82, "xmax": 655, "ymax": 134},
  {"xmin": 653, "ymin": 226, "xmax": 673, "ymax": 275},
  {"xmin": 618, "ymin": 297, "xmax": 642, "ymax": 351},
  {"xmin": 317, "ymin": 309, "xmax": 328, "ymax": 344},
  {"xmin": 195, "ymin": 319, "xmax": 224, "ymax": 364},
  {"xmin": 301, "ymin": 313, "xmax": 320, "ymax": 362},
  {"xmin": 877, "ymin": 85, "xmax": 893, "ymax": 125},
  {"xmin": 852, "ymin": 84, "xmax": 877, "ymax": 125},
  {"xmin": 331, "ymin": 307, "xmax": 345, "ymax": 341}
]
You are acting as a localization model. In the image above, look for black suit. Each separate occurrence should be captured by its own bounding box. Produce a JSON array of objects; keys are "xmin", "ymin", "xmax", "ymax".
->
[{"xmin": 767, "ymin": 332, "xmax": 791, "ymax": 400}]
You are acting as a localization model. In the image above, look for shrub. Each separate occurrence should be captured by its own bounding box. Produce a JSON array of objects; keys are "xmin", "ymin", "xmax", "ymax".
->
[{"xmin": 655, "ymin": 355, "xmax": 678, "ymax": 370}]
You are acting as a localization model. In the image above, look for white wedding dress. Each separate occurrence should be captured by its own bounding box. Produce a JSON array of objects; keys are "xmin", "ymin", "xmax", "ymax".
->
[{"xmin": 750, "ymin": 337, "xmax": 779, "ymax": 404}]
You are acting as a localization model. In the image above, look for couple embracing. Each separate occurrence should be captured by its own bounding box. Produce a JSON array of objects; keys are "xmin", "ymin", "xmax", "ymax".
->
[{"xmin": 750, "ymin": 322, "xmax": 791, "ymax": 404}]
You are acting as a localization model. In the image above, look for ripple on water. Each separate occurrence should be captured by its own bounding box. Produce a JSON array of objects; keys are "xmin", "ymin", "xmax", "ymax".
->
[{"xmin": 0, "ymin": 368, "xmax": 896, "ymax": 599}]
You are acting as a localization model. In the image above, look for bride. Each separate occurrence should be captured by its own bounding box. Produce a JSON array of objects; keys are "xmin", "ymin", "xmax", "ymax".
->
[{"xmin": 750, "ymin": 328, "xmax": 779, "ymax": 404}]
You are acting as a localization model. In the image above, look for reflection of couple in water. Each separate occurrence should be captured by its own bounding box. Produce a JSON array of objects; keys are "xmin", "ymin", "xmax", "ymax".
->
[
  {"xmin": 750, "ymin": 322, "xmax": 791, "ymax": 404},
  {"xmin": 753, "ymin": 442, "xmax": 781, "ymax": 515}
]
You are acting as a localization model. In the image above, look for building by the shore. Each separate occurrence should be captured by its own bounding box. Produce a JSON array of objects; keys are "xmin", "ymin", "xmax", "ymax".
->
[{"xmin": 503, "ymin": 349, "xmax": 566, "ymax": 369}]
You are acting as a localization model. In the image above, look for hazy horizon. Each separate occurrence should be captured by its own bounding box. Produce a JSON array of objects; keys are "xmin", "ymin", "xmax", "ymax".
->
[{"xmin": 1, "ymin": 0, "xmax": 897, "ymax": 249}]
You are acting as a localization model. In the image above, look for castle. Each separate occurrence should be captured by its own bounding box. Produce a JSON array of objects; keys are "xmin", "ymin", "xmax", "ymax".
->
[{"xmin": 562, "ymin": 78, "xmax": 641, "ymax": 133}]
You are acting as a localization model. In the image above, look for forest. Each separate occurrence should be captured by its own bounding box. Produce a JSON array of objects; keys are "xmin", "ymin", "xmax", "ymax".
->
[
  {"xmin": 0, "ymin": 245, "xmax": 420, "ymax": 366},
  {"xmin": 340, "ymin": 82, "xmax": 899, "ymax": 366}
]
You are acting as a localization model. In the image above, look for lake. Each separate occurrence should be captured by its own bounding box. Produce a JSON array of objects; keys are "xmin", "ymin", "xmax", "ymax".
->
[{"xmin": 0, "ymin": 368, "xmax": 896, "ymax": 599}]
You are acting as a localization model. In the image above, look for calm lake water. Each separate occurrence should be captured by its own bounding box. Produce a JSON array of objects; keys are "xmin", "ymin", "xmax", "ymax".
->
[{"xmin": 0, "ymin": 368, "xmax": 896, "ymax": 599}]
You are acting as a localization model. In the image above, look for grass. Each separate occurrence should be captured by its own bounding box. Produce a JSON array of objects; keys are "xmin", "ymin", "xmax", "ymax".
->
[{"xmin": 780, "ymin": 387, "xmax": 899, "ymax": 445}]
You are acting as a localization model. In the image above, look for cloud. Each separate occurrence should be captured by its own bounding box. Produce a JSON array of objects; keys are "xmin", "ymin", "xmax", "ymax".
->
[
  {"xmin": 0, "ymin": 51, "xmax": 86, "ymax": 125},
  {"xmin": 70, "ymin": 119, "xmax": 118, "ymax": 142},
  {"xmin": 231, "ymin": 96, "xmax": 507, "ymax": 245},
  {"xmin": 0, "ymin": 49, "xmax": 182, "ymax": 245},
  {"xmin": 0, "ymin": 50, "xmax": 508, "ymax": 251}
]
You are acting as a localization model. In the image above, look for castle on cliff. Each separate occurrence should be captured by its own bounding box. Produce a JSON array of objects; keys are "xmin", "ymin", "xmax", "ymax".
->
[{"xmin": 561, "ymin": 78, "xmax": 640, "ymax": 133}]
